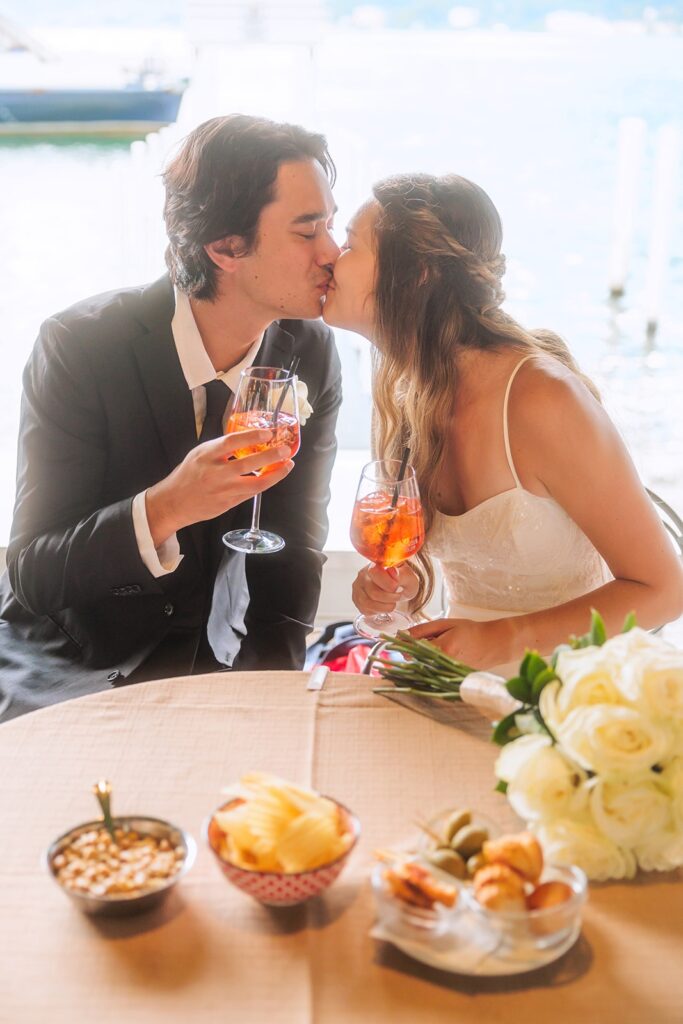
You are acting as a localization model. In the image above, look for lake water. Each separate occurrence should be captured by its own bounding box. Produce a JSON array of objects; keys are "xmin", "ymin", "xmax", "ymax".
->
[{"xmin": 1, "ymin": 26, "xmax": 682, "ymax": 547}]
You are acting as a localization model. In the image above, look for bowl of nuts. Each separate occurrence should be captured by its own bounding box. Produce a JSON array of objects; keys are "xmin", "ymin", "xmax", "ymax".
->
[{"xmin": 45, "ymin": 782, "xmax": 196, "ymax": 917}]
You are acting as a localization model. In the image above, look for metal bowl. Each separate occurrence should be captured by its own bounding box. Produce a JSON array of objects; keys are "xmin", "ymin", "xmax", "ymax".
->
[{"xmin": 45, "ymin": 815, "xmax": 197, "ymax": 917}]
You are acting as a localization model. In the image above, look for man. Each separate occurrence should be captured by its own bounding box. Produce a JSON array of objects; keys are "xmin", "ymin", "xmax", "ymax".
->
[{"xmin": 0, "ymin": 114, "xmax": 341, "ymax": 721}]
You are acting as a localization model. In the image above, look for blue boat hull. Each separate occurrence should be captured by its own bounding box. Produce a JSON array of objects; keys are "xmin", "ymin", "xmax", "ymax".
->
[{"xmin": 0, "ymin": 88, "xmax": 184, "ymax": 136}]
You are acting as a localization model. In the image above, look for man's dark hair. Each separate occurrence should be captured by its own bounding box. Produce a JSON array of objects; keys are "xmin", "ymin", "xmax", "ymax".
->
[{"xmin": 163, "ymin": 114, "xmax": 336, "ymax": 300}]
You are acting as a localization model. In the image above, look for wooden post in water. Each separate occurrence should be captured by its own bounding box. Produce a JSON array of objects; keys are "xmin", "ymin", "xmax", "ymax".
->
[
  {"xmin": 644, "ymin": 123, "xmax": 681, "ymax": 339},
  {"xmin": 608, "ymin": 117, "xmax": 646, "ymax": 298}
]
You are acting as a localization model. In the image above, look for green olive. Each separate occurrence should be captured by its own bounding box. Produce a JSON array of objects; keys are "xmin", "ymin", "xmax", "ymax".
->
[
  {"xmin": 450, "ymin": 825, "xmax": 489, "ymax": 859},
  {"xmin": 466, "ymin": 852, "xmax": 488, "ymax": 877},
  {"xmin": 443, "ymin": 809, "xmax": 472, "ymax": 843},
  {"xmin": 427, "ymin": 849, "xmax": 467, "ymax": 879}
]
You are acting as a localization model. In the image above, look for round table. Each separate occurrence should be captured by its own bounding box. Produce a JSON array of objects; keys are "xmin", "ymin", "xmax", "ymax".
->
[{"xmin": 0, "ymin": 670, "xmax": 681, "ymax": 1023}]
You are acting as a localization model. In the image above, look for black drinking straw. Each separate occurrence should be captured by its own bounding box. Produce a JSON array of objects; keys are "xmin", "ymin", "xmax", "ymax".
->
[
  {"xmin": 273, "ymin": 355, "xmax": 300, "ymax": 426},
  {"xmin": 391, "ymin": 447, "xmax": 411, "ymax": 508}
]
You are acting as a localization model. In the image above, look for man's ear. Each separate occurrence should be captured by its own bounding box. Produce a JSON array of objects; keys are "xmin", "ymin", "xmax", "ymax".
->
[{"xmin": 204, "ymin": 236, "xmax": 248, "ymax": 273}]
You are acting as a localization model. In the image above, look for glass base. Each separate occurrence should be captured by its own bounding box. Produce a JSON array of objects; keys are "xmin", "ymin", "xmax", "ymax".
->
[
  {"xmin": 222, "ymin": 529, "xmax": 285, "ymax": 554},
  {"xmin": 354, "ymin": 610, "xmax": 414, "ymax": 641}
]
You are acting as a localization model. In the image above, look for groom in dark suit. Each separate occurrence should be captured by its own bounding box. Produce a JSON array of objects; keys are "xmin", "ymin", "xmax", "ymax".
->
[{"xmin": 0, "ymin": 114, "xmax": 341, "ymax": 721}]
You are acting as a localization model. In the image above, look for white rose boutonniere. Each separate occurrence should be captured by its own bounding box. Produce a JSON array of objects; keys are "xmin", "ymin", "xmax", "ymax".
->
[{"xmin": 279, "ymin": 378, "xmax": 313, "ymax": 426}]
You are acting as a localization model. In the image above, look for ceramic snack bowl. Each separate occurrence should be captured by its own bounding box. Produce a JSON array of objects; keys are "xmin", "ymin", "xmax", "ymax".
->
[
  {"xmin": 467, "ymin": 863, "xmax": 588, "ymax": 951},
  {"xmin": 205, "ymin": 797, "xmax": 361, "ymax": 907},
  {"xmin": 45, "ymin": 815, "xmax": 197, "ymax": 917}
]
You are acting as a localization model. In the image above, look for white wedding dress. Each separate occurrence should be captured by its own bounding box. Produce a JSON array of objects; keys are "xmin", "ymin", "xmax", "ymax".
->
[{"xmin": 426, "ymin": 354, "xmax": 611, "ymax": 670}]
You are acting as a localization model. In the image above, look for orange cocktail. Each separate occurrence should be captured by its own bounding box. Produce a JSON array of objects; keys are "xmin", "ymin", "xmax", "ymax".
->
[
  {"xmin": 227, "ymin": 410, "xmax": 300, "ymax": 475},
  {"xmin": 349, "ymin": 459, "xmax": 425, "ymax": 639},
  {"xmin": 350, "ymin": 491, "xmax": 425, "ymax": 569}
]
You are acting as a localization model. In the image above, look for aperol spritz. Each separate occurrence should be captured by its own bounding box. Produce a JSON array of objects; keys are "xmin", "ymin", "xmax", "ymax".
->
[
  {"xmin": 222, "ymin": 367, "xmax": 300, "ymax": 554},
  {"xmin": 350, "ymin": 460, "xmax": 425, "ymax": 638}
]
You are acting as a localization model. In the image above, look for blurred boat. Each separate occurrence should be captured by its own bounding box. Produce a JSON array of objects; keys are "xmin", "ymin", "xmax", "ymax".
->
[{"xmin": 0, "ymin": 13, "xmax": 186, "ymax": 137}]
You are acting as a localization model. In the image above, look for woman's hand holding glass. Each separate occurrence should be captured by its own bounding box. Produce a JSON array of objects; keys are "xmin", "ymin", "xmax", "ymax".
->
[
  {"xmin": 349, "ymin": 459, "xmax": 425, "ymax": 638},
  {"xmin": 352, "ymin": 563, "xmax": 420, "ymax": 616}
]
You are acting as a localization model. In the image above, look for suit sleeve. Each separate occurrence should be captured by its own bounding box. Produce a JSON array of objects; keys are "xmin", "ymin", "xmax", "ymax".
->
[
  {"xmin": 233, "ymin": 329, "xmax": 342, "ymax": 670},
  {"xmin": 7, "ymin": 317, "xmax": 163, "ymax": 615}
]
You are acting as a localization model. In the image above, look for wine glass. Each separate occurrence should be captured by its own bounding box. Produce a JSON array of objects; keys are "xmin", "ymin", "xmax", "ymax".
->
[
  {"xmin": 350, "ymin": 459, "xmax": 425, "ymax": 639},
  {"xmin": 222, "ymin": 366, "xmax": 301, "ymax": 554}
]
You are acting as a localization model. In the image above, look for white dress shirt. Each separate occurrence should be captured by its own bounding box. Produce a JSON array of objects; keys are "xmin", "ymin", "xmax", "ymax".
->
[{"xmin": 132, "ymin": 289, "xmax": 262, "ymax": 577}]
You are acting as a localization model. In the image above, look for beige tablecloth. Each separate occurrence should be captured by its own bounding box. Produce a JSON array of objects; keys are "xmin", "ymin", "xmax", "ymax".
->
[{"xmin": 0, "ymin": 671, "xmax": 681, "ymax": 1023}]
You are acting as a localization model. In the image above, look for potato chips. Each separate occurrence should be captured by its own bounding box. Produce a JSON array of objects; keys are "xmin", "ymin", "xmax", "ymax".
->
[{"xmin": 212, "ymin": 773, "xmax": 353, "ymax": 873}]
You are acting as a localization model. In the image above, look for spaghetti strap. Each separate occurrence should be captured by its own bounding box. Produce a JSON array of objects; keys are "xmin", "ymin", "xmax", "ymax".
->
[{"xmin": 503, "ymin": 354, "xmax": 537, "ymax": 488}]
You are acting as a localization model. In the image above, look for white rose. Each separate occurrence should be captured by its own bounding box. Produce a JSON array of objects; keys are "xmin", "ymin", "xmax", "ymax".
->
[
  {"xmin": 534, "ymin": 818, "xmax": 637, "ymax": 881},
  {"xmin": 280, "ymin": 379, "xmax": 313, "ymax": 425},
  {"xmin": 602, "ymin": 626, "xmax": 673, "ymax": 663},
  {"xmin": 635, "ymin": 826, "xmax": 683, "ymax": 872},
  {"xmin": 553, "ymin": 646, "xmax": 629, "ymax": 722},
  {"xmin": 659, "ymin": 758, "xmax": 683, "ymax": 829},
  {"xmin": 554, "ymin": 704, "xmax": 672, "ymax": 777},
  {"xmin": 618, "ymin": 649, "xmax": 683, "ymax": 720},
  {"xmin": 589, "ymin": 775, "xmax": 672, "ymax": 847},
  {"xmin": 495, "ymin": 735, "xmax": 588, "ymax": 823}
]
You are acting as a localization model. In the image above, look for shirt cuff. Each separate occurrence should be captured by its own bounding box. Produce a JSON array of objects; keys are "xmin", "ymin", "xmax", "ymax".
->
[{"xmin": 132, "ymin": 491, "xmax": 183, "ymax": 577}]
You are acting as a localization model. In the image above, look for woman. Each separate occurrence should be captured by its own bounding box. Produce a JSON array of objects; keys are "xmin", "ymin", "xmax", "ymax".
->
[{"xmin": 322, "ymin": 173, "xmax": 683, "ymax": 671}]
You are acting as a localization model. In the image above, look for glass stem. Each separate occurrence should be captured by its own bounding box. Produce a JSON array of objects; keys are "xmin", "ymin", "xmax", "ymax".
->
[
  {"xmin": 245, "ymin": 493, "xmax": 262, "ymax": 540},
  {"xmin": 372, "ymin": 611, "xmax": 392, "ymax": 625}
]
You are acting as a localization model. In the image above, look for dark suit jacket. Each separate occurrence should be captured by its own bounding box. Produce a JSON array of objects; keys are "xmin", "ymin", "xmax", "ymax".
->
[{"xmin": 0, "ymin": 275, "xmax": 342, "ymax": 720}]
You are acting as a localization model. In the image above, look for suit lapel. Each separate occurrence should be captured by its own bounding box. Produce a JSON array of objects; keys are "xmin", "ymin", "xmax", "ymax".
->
[
  {"xmin": 214, "ymin": 321, "xmax": 296, "ymax": 544},
  {"xmin": 256, "ymin": 320, "xmax": 295, "ymax": 370},
  {"xmin": 132, "ymin": 276, "xmax": 203, "ymax": 564},
  {"xmin": 133, "ymin": 276, "xmax": 197, "ymax": 475}
]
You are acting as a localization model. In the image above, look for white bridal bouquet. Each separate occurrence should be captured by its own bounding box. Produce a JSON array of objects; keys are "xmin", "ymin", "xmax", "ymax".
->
[
  {"xmin": 371, "ymin": 612, "xmax": 683, "ymax": 881},
  {"xmin": 493, "ymin": 613, "xmax": 683, "ymax": 881}
]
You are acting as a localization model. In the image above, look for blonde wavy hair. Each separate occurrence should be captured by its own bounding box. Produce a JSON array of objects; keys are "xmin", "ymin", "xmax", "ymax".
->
[{"xmin": 369, "ymin": 173, "xmax": 599, "ymax": 613}]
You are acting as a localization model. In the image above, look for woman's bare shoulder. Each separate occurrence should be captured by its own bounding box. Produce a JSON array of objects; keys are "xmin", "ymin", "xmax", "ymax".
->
[{"xmin": 511, "ymin": 352, "xmax": 599, "ymax": 415}]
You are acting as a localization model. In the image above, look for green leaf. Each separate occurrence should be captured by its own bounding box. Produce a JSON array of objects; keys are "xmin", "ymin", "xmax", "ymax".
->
[
  {"xmin": 523, "ymin": 651, "xmax": 549, "ymax": 684},
  {"xmin": 505, "ymin": 676, "xmax": 532, "ymax": 702},
  {"xmin": 518, "ymin": 651, "xmax": 533, "ymax": 680},
  {"xmin": 531, "ymin": 666, "xmax": 558, "ymax": 701},
  {"xmin": 494, "ymin": 780, "xmax": 508, "ymax": 794},
  {"xmin": 589, "ymin": 609, "xmax": 607, "ymax": 647},
  {"xmin": 622, "ymin": 610, "xmax": 637, "ymax": 633},
  {"xmin": 492, "ymin": 710, "xmax": 522, "ymax": 746}
]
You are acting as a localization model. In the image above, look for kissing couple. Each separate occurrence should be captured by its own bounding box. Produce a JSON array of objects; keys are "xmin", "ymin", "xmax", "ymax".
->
[{"xmin": 0, "ymin": 113, "xmax": 680, "ymax": 721}]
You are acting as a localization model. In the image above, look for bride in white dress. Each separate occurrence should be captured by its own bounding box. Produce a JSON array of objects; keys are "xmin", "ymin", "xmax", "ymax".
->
[{"xmin": 322, "ymin": 173, "xmax": 683, "ymax": 670}]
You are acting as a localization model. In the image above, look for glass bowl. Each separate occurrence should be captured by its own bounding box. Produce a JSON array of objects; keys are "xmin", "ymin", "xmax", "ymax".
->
[
  {"xmin": 45, "ymin": 815, "xmax": 197, "ymax": 917},
  {"xmin": 371, "ymin": 858, "xmax": 464, "ymax": 939},
  {"xmin": 467, "ymin": 863, "xmax": 587, "ymax": 951},
  {"xmin": 205, "ymin": 797, "xmax": 361, "ymax": 907}
]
